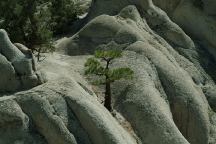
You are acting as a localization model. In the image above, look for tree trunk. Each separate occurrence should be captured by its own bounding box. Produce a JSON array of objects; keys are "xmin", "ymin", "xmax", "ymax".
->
[
  {"xmin": 104, "ymin": 60, "xmax": 112, "ymax": 112},
  {"xmin": 104, "ymin": 81, "xmax": 112, "ymax": 112},
  {"xmin": 37, "ymin": 47, "xmax": 41, "ymax": 62}
]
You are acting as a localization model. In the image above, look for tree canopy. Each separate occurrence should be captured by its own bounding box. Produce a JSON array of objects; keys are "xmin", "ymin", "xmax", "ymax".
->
[{"xmin": 85, "ymin": 50, "xmax": 134, "ymax": 84}]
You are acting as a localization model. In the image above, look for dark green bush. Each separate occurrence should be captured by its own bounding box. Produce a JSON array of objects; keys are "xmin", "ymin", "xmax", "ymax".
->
[
  {"xmin": 193, "ymin": 0, "xmax": 204, "ymax": 10},
  {"xmin": 0, "ymin": 0, "xmax": 53, "ymax": 50},
  {"xmin": 50, "ymin": 0, "xmax": 81, "ymax": 34},
  {"xmin": 0, "ymin": 0, "xmax": 82, "ymax": 60}
]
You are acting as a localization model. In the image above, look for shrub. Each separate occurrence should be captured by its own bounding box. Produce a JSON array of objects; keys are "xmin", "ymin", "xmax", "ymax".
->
[
  {"xmin": 193, "ymin": 0, "xmax": 204, "ymax": 10},
  {"xmin": 0, "ymin": 0, "xmax": 82, "ymax": 60},
  {"xmin": 50, "ymin": 0, "xmax": 81, "ymax": 34},
  {"xmin": 0, "ymin": 0, "xmax": 54, "ymax": 60}
]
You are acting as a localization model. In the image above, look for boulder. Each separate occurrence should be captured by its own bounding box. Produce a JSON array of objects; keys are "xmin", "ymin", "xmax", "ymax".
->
[
  {"xmin": 0, "ymin": 29, "xmax": 46, "ymax": 93},
  {"xmin": 0, "ymin": 98, "xmax": 46, "ymax": 144}
]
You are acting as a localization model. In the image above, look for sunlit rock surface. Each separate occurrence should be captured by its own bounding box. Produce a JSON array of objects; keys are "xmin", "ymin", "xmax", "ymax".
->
[{"xmin": 1, "ymin": 0, "xmax": 216, "ymax": 144}]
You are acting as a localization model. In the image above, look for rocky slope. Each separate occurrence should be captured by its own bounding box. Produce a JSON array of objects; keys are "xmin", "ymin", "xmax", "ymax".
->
[{"xmin": 1, "ymin": 0, "xmax": 216, "ymax": 144}]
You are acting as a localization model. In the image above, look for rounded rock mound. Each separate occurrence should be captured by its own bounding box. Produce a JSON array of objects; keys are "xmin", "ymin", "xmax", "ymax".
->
[
  {"xmin": 57, "ymin": 4, "xmax": 216, "ymax": 144},
  {"xmin": 0, "ymin": 29, "xmax": 46, "ymax": 93}
]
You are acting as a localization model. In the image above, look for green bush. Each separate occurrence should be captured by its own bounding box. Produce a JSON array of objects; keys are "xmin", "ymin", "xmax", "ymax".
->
[
  {"xmin": 193, "ymin": 0, "xmax": 204, "ymax": 10},
  {"xmin": 0, "ymin": 0, "xmax": 82, "ymax": 60},
  {"xmin": 50, "ymin": 0, "xmax": 81, "ymax": 34},
  {"xmin": 0, "ymin": 0, "xmax": 53, "ymax": 51}
]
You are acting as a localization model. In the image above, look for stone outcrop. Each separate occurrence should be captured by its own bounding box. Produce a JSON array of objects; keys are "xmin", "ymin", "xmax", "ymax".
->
[
  {"xmin": 57, "ymin": 4, "xmax": 216, "ymax": 144},
  {"xmin": 0, "ymin": 29, "xmax": 46, "ymax": 93},
  {"xmin": 1, "ymin": 0, "xmax": 216, "ymax": 144},
  {"xmin": 85, "ymin": 0, "xmax": 216, "ymax": 62},
  {"xmin": 0, "ymin": 54, "xmax": 137, "ymax": 144}
]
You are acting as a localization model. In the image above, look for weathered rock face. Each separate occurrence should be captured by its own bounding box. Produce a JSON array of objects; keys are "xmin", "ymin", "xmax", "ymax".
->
[
  {"xmin": 57, "ymin": 3, "xmax": 216, "ymax": 144},
  {"xmin": 0, "ymin": 29, "xmax": 46, "ymax": 93},
  {"xmin": 0, "ymin": 54, "xmax": 137, "ymax": 144},
  {"xmin": 1, "ymin": 0, "xmax": 216, "ymax": 144},
  {"xmin": 86, "ymin": 0, "xmax": 216, "ymax": 62}
]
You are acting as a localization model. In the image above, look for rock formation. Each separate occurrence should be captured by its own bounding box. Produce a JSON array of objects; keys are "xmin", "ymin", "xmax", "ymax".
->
[
  {"xmin": 0, "ymin": 29, "xmax": 46, "ymax": 93},
  {"xmin": 84, "ymin": 0, "xmax": 216, "ymax": 62},
  {"xmin": 1, "ymin": 0, "xmax": 216, "ymax": 144},
  {"xmin": 0, "ymin": 54, "xmax": 137, "ymax": 144},
  {"xmin": 56, "ymin": 1, "xmax": 216, "ymax": 144}
]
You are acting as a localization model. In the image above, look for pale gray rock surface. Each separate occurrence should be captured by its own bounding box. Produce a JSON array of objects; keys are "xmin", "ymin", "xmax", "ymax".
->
[
  {"xmin": 57, "ymin": 4, "xmax": 216, "ymax": 144},
  {"xmin": 0, "ymin": 53, "xmax": 137, "ymax": 144},
  {"xmin": 1, "ymin": 0, "xmax": 216, "ymax": 144},
  {"xmin": 85, "ymin": 0, "xmax": 216, "ymax": 63},
  {"xmin": 0, "ymin": 29, "xmax": 46, "ymax": 93}
]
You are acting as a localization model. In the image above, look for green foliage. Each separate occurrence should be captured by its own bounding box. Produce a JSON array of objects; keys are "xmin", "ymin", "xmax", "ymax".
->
[
  {"xmin": 85, "ymin": 49, "xmax": 133, "ymax": 111},
  {"xmin": 108, "ymin": 68, "xmax": 134, "ymax": 82},
  {"xmin": 31, "ymin": 3, "xmax": 54, "ymax": 48},
  {"xmin": 0, "ymin": 0, "xmax": 33, "ymax": 44},
  {"xmin": 193, "ymin": 0, "xmax": 204, "ymax": 10},
  {"xmin": 85, "ymin": 50, "xmax": 134, "ymax": 84},
  {"xmin": 0, "ymin": 0, "xmax": 53, "ymax": 53},
  {"xmin": 50, "ymin": 0, "xmax": 81, "ymax": 34},
  {"xmin": 84, "ymin": 58, "xmax": 105, "ymax": 76},
  {"xmin": 0, "ymin": 0, "xmax": 82, "ymax": 57},
  {"xmin": 95, "ymin": 50, "xmax": 122, "ymax": 59}
]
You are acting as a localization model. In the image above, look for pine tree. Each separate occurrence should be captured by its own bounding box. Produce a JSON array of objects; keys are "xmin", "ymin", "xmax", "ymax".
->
[{"xmin": 85, "ymin": 50, "xmax": 134, "ymax": 111}]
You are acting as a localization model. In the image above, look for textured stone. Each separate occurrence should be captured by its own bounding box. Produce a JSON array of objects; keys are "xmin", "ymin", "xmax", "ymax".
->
[
  {"xmin": 1, "ymin": 0, "xmax": 216, "ymax": 144},
  {"xmin": 57, "ymin": 4, "xmax": 216, "ymax": 144},
  {"xmin": 0, "ymin": 29, "xmax": 46, "ymax": 93}
]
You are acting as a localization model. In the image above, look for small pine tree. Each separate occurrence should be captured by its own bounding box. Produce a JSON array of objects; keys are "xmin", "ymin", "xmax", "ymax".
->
[{"xmin": 85, "ymin": 50, "xmax": 134, "ymax": 111}]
